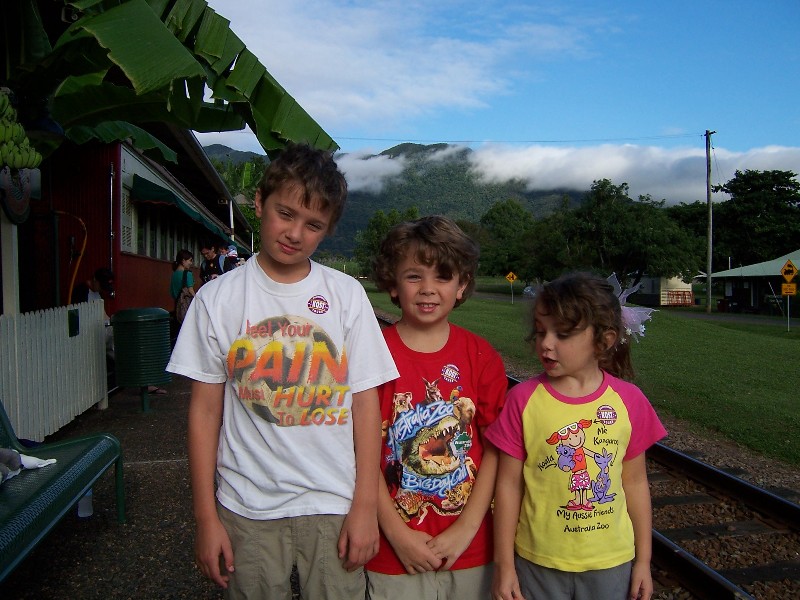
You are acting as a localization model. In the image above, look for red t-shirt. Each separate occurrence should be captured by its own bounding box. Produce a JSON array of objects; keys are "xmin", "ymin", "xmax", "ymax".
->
[{"xmin": 366, "ymin": 324, "xmax": 507, "ymax": 574}]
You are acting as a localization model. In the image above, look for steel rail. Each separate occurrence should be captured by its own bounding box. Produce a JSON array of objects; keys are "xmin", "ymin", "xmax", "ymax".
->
[
  {"xmin": 648, "ymin": 443, "xmax": 800, "ymax": 531},
  {"xmin": 651, "ymin": 530, "xmax": 755, "ymax": 599}
]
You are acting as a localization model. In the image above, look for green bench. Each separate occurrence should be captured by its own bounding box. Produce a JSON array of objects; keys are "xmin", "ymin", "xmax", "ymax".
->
[{"xmin": 0, "ymin": 401, "xmax": 126, "ymax": 582}]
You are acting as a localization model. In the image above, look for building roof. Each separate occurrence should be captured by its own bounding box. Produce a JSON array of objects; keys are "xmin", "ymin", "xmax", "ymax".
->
[{"xmin": 711, "ymin": 249, "xmax": 800, "ymax": 278}]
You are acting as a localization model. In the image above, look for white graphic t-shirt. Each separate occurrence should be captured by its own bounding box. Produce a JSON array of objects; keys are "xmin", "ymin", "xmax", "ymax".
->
[{"xmin": 167, "ymin": 257, "xmax": 398, "ymax": 520}]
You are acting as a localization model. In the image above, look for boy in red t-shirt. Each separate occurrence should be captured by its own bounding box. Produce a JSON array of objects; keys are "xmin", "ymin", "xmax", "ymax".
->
[{"xmin": 366, "ymin": 215, "xmax": 507, "ymax": 599}]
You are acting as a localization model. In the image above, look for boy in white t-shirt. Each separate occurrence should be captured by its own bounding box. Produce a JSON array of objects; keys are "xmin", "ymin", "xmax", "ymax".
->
[{"xmin": 167, "ymin": 143, "xmax": 398, "ymax": 599}]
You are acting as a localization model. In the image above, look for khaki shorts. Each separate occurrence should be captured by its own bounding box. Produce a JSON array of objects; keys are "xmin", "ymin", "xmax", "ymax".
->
[
  {"xmin": 218, "ymin": 505, "xmax": 366, "ymax": 600},
  {"xmin": 366, "ymin": 564, "xmax": 491, "ymax": 600}
]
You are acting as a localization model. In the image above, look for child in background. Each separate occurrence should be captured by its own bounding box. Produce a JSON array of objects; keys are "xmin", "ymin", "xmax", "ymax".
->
[
  {"xmin": 486, "ymin": 272, "xmax": 666, "ymax": 600},
  {"xmin": 167, "ymin": 143, "xmax": 398, "ymax": 598},
  {"xmin": 367, "ymin": 215, "xmax": 507, "ymax": 599}
]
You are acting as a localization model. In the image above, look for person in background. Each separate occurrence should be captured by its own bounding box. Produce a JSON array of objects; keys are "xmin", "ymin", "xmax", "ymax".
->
[
  {"xmin": 486, "ymin": 272, "xmax": 666, "ymax": 600},
  {"xmin": 72, "ymin": 267, "xmax": 116, "ymax": 380},
  {"xmin": 218, "ymin": 242, "xmax": 242, "ymax": 269},
  {"xmin": 167, "ymin": 142, "xmax": 398, "ymax": 598},
  {"xmin": 170, "ymin": 249, "xmax": 197, "ymax": 351},
  {"xmin": 226, "ymin": 244, "xmax": 244, "ymax": 267},
  {"xmin": 366, "ymin": 215, "xmax": 507, "ymax": 600},
  {"xmin": 171, "ymin": 249, "xmax": 196, "ymax": 301},
  {"xmin": 72, "ymin": 267, "xmax": 114, "ymax": 304},
  {"xmin": 199, "ymin": 241, "xmax": 235, "ymax": 283}
]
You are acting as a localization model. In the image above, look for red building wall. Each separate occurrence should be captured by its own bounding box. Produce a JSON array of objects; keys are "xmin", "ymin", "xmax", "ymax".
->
[{"xmin": 17, "ymin": 141, "xmax": 199, "ymax": 317}]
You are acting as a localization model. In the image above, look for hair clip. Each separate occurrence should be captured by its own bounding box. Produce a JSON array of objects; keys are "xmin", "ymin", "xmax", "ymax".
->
[{"xmin": 607, "ymin": 273, "xmax": 656, "ymax": 343}]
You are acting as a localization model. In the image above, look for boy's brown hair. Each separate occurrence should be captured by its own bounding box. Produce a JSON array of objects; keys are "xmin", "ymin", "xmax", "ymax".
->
[
  {"xmin": 256, "ymin": 142, "xmax": 348, "ymax": 232},
  {"xmin": 372, "ymin": 215, "xmax": 479, "ymax": 308}
]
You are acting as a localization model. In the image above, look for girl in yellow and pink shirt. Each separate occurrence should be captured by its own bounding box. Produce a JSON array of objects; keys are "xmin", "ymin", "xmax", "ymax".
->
[{"xmin": 486, "ymin": 272, "xmax": 666, "ymax": 600}]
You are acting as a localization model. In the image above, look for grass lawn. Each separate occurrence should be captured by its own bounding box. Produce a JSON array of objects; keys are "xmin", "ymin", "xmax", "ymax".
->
[{"xmin": 364, "ymin": 281, "xmax": 800, "ymax": 466}]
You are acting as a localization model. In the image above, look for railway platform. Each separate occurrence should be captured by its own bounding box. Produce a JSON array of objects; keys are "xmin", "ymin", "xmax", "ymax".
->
[{"xmin": 0, "ymin": 374, "xmax": 223, "ymax": 600}]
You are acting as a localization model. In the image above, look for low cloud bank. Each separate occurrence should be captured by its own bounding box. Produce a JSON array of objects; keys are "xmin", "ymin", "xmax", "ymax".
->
[{"xmin": 339, "ymin": 143, "xmax": 800, "ymax": 203}]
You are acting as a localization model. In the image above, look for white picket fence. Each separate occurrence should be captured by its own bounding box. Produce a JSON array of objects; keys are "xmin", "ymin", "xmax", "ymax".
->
[{"xmin": 0, "ymin": 300, "xmax": 108, "ymax": 441}]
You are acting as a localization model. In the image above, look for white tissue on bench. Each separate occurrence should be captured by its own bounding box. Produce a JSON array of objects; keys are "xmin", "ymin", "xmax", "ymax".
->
[
  {"xmin": 1, "ymin": 451, "xmax": 57, "ymax": 483},
  {"xmin": 20, "ymin": 453, "xmax": 57, "ymax": 469}
]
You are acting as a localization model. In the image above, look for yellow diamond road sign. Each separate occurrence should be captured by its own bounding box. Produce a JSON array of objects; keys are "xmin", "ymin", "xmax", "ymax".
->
[
  {"xmin": 506, "ymin": 272, "xmax": 517, "ymax": 283},
  {"xmin": 782, "ymin": 259, "xmax": 797, "ymax": 283}
]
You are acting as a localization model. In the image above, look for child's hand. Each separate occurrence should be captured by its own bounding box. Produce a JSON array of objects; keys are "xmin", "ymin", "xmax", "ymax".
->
[
  {"xmin": 389, "ymin": 527, "xmax": 442, "ymax": 574},
  {"xmin": 628, "ymin": 559, "xmax": 653, "ymax": 599},
  {"xmin": 338, "ymin": 505, "xmax": 380, "ymax": 571},
  {"xmin": 492, "ymin": 562, "xmax": 525, "ymax": 600},
  {"xmin": 194, "ymin": 517, "xmax": 234, "ymax": 589},
  {"xmin": 425, "ymin": 522, "xmax": 472, "ymax": 570}
]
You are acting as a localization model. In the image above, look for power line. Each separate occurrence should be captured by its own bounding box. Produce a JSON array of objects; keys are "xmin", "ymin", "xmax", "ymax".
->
[
  {"xmin": 710, "ymin": 144, "xmax": 728, "ymax": 190},
  {"xmin": 333, "ymin": 132, "xmax": 705, "ymax": 145}
]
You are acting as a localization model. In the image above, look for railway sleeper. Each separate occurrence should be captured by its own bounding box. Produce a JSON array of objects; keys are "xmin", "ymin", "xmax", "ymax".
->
[{"xmin": 661, "ymin": 518, "xmax": 786, "ymax": 541}]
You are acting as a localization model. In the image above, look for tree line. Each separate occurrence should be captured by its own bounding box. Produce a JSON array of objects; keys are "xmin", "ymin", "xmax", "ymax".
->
[
  {"xmin": 209, "ymin": 151, "xmax": 800, "ymax": 288},
  {"xmin": 353, "ymin": 170, "xmax": 800, "ymax": 288}
]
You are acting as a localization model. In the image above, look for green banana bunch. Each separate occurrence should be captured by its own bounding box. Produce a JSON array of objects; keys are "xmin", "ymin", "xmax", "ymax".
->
[
  {"xmin": 0, "ymin": 91, "xmax": 42, "ymax": 170},
  {"xmin": 0, "ymin": 140, "xmax": 41, "ymax": 169},
  {"xmin": 0, "ymin": 97, "xmax": 15, "ymax": 123},
  {"xmin": 0, "ymin": 122, "xmax": 26, "ymax": 144}
]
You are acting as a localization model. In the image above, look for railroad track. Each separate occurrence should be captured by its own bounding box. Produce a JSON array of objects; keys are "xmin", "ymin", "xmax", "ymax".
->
[
  {"xmin": 373, "ymin": 314, "xmax": 800, "ymax": 598},
  {"xmin": 647, "ymin": 443, "xmax": 800, "ymax": 599}
]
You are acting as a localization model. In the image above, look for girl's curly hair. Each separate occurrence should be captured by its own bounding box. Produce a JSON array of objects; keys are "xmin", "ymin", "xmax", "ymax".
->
[{"xmin": 529, "ymin": 272, "xmax": 635, "ymax": 381}]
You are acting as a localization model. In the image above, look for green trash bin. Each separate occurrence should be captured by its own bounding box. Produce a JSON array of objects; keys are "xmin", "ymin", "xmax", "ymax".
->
[{"xmin": 111, "ymin": 307, "xmax": 171, "ymax": 412}]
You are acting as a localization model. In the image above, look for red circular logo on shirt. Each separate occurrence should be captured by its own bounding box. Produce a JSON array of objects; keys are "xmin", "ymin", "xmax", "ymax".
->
[
  {"xmin": 596, "ymin": 404, "xmax": 617, "ymax": 426},
  {"xmin": 441, "ymin": 363, "xmax": 460, "ymax": 383},
  {"xmin": 307, "ymin": 295, "xmax": 329, "ymax": 315}
]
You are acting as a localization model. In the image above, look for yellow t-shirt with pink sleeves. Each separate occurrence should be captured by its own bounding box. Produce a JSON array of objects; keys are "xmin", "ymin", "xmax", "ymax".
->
[{"xmin": 485, "ymin": 371, "xmax": 666, "ymax": 572}]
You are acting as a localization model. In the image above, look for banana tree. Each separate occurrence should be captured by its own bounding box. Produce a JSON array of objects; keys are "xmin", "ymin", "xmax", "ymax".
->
[{"xmin": 1, "ymin": 0, "xmax": 337, "ymax": 163}]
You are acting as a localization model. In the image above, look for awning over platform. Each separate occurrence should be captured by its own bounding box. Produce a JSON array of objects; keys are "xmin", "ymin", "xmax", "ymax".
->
[{"xmin": 131, "ymin": 174, "xmax": 230, "ymax": 244}]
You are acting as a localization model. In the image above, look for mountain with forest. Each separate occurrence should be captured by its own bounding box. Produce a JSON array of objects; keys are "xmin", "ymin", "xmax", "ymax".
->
[
  {"xmin": 204, "ymin": 144, "xmax": 264, "ymax": 165},
  {"xmin": 204, "ymin": 142, "xmax": 587, "ymax": 256}
]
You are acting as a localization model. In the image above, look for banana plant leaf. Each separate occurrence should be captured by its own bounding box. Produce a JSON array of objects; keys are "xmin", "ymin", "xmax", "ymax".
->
[
  {"xmin": 3, "ymin": 0, "xmax": 337, "ymax": 161},
  {"xmin": 67, "ymin": 121, "xmax": 178, "ymax": 163}
]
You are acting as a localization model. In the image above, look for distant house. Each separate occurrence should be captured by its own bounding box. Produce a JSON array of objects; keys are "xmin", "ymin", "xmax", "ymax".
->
[
  {"xmin": 710, "ymin": 249, "xmax": 800, "ymax": 315},
  {"xmin": 630, "ymin": 276, "xmax": 694, "ymax": 307}
]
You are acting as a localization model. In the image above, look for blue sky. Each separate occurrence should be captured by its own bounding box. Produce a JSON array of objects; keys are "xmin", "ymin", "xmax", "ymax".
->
[{"xmin": 198, "ymin": 1, "xmax": 800, "ymax": 204}]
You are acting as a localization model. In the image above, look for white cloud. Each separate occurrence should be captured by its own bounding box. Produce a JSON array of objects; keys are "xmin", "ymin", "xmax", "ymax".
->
[
  {"xmin": 326, "ymin": 144, "xmax": 800, "ymax": 205},
  {"xmin": 207, "ymin": 1, "xmax": 588, "ymax": 133},
  {"xmin": 428, "ymin": 145, "xmax": 468, "ymax": 162},
  {"xmin": 214, "ymin": 2, "xmax": 499, "ymax": 129},
  {"xmin": 467, "ymin": 144, "xmax": 800, "ymax": 204},
  {"xmin": 336, "ymin": 150, "xmax": 407, "ymax": 193}
]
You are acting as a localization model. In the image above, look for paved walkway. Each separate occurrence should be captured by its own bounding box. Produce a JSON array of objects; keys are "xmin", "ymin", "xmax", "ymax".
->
[
  {"xmin": 660, "ymin": 307, "xmax": 800, "ymax": 328},
  {"xmin": 474, "ymin": 291, "xmax": 800, "ymax": 328}
]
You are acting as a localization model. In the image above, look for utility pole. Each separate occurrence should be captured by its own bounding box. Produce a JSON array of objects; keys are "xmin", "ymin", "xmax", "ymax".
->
[{"xmin": 705, "ymin": 130, "xmax": 715, "ymax": 314}]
